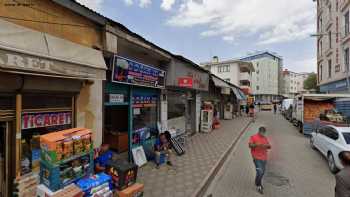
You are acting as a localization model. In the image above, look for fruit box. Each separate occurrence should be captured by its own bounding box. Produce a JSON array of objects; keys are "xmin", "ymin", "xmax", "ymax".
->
[
  {"xmin": 40, "ymin": 128, "xmax": 92, "ymax": 164},
  {"xmin": 117, "ymin": 183, "xmax": 144, "ymax": 197}
]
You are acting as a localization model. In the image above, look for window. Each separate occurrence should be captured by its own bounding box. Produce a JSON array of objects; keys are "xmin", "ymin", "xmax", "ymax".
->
[
  {"xmin": 343, "ymin": 133, "xmax": 350, "ymax": 144},
  {"xmin": 217, "ymin": 65, "xmax": 230, "ymax": 73},
  {"xmin": 328, "ymin": 59, "xmax": 332, "ymax": 78},
  {"xmin": 324, "ymin": 127, "xmax": 339, "ymax": 140},
  {"xmin": 256, "ymin": 85, "xmax": 259, "ymax": 90},
  {"xmin": 345, "ymin": 48, "xmax": 349, "ymax": 71},
  {"xmin": 328, "ymin": 4, "xmax": 332, "ymax": 19},
  {"xmin": 319, "ymin": 64, "xmax": 323, "ymax": 81},
  {"xmin": 329, "ymin": 31, "xmax": 332, "ymax": 49},
  {"xmin": 345, "ymin": 11, "xmax": 350, "ymax": 36}
]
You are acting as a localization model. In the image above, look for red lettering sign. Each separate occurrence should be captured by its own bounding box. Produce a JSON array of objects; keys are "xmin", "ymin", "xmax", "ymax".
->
[
  {"xmin": 178, "ymin": 77, "xmax": 193, "ymax": 88},
  {"xmin": 21, "ymin": 112, "xmax": 72, "ymax": 130}
]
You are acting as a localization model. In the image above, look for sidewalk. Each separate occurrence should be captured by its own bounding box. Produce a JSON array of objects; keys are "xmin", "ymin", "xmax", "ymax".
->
[{"xmin": 137, "ymin": 116, "xmax": 251, "ymax": 197}]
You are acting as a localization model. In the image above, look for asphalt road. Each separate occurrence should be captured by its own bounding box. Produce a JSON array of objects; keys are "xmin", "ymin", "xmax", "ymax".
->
[{"xmin": 205, "ymin": 111, "xmax": 335, "ymax": 197}]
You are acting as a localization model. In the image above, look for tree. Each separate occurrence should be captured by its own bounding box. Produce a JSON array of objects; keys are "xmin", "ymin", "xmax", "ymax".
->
[{"xmin": 304, "ymin": 73, "xmax": 317, "ymax": 90}]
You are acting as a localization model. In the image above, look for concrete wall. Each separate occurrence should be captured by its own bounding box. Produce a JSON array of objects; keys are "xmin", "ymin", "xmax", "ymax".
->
[
  {"xmin": 0, "ymin": 0, "xmax": 102, "ymax": 49},
  {"xmin": 76, "ymin": 80, "xmax": 103, "ymax": 148}
]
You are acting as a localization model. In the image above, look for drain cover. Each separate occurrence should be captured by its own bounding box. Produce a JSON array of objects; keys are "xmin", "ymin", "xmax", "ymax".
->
[{"xmin": 265, "ymin": 171, "xmax": 290, "ymax": 187}]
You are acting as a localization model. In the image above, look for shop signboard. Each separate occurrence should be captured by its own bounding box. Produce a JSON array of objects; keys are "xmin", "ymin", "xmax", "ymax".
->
[
  {"xmin": 132, "ymin": 95, "xmax": 157, "ymax": 108},
  {"xmin": 109, "ymin": 94, "xmax": 124, "ymax": 103},
  {"xmin": 21, "ymin": 112, "xmax": 72, "ymax": 130},
  {"xmin": 112, "ymin": 56, "xmax": 166, "ymax": 89},
  {"xmin": 178, "ymin": 77, "xmax": 193, "ymax": 88}
]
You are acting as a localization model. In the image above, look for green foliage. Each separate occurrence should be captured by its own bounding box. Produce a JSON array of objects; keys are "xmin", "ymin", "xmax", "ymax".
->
[{"xmin": 304, "ymin": 73, "xmax": 317, "ymax": 90}]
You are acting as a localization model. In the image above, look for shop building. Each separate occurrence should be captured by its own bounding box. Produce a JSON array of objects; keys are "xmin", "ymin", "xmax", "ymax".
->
[
  {"xmin": 165, "ymin": 55, "xmax": 209, "ymax": 135},
  {"xmin": 201, "ymin": 75, "xmax": 245, "ymax": 121},
  {"xmin": 101, "ymin": 24, "xmax": 172, "ymax": 159},
  {"xmin": 0, "ymin": 18, "xmax": 106, "ymax": 195}
]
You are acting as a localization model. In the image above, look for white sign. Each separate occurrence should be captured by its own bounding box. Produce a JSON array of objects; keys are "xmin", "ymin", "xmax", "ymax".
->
[{"xmin": 109, "ymin": 94, "xmax": 124, "ymax": 103}]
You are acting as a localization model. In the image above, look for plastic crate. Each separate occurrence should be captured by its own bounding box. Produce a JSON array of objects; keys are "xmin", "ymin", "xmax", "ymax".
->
[{"xmin": 40, "ymin": 151, "xmax": 93, "ymax": 192}]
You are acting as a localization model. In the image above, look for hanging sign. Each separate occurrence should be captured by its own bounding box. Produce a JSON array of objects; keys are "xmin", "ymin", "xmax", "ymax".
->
[
  {"xmin": 109, "ymin": 94, "xmax": 124, "ymax": 103},
  {"xmin": 21, "ymin": 112, "xmax": 72, "ymax": 130},
  {"xmin": 112, "ymin": 55, "xmax": 166, "ymax": 89},
  {"xmin": 178, "ymin": 77, "xmax": 193, "ymax": 88},
  {"xmin": 132, "ymin": 95, "xmax": 157, "ymax": 108}
]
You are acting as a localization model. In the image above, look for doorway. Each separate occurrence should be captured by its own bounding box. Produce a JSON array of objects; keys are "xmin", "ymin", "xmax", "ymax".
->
[{"xmin": 0, "ymin": 122, "xmax": 13, "ymax": 197}]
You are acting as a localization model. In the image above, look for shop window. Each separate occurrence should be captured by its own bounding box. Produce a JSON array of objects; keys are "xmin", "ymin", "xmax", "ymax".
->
[{"xmin": 168, "ymin": 91, "xmax": 186, "ymax": 120}]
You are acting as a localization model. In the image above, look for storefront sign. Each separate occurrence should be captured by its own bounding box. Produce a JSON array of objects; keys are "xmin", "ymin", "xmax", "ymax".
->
[
  {"xmin": 112, "ymin": 56, "xmax": 166, "ymax": 89},
  {"xmin": 178, "ymin": 77, "xmax": 193, "ymax": 88},
  {"xmin": 0, "ymin": 49, "xmax": 104, "ymax": 79},
  {"xmin": 109, "ymin": 94, "xmax": 124, "ymax": 103},
  {"xmin": 132, "ymin": 95, "xmax": 157, "ymax": 108},
  {"xmin": 21, "ymin": 112, "xmax": 72, "ymax": 130}
]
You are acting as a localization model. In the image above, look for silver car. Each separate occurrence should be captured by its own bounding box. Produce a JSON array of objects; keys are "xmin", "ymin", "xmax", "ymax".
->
[{"xmin": 310, "ymin": 125, "xmax": 350, "ymax": 173}]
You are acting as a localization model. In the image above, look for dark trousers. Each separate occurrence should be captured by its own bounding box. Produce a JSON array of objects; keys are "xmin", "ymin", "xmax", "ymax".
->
[{"xmin": 253, "ymin": 159, "xmax": 267, "ymax": 186}]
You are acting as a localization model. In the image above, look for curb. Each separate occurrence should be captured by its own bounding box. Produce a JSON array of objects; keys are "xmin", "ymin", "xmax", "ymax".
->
[{"xmin": 191, "ymin": 118, "xmax": 252, "ymax": 197}]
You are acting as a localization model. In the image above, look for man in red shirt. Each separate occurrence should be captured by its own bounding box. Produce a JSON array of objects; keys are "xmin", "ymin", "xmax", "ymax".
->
[{"xmin": 248, "ymin": 126, "xmax": 271, "ymax": 194}]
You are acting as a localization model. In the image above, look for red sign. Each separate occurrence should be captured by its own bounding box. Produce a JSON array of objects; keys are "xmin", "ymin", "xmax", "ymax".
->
[
  {"xmin": 178, "ymin": 77, "xmax": 193, "ymax": 88},
  {"xmin": 22, "ymin": 112, "xmax": 72, "ymax": 130}
]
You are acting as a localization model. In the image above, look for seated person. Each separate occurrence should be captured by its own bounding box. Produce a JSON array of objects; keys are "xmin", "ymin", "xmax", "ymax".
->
[
  {"xmin": 154, "ymin": 131, "xmax": 173, "ymax": 168},
  {"xmin": 95, "ymin": 144, "xmax": 113, "ymax": 173}
]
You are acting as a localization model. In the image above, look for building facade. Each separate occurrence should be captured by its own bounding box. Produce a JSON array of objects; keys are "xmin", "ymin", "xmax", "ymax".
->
[
  {"xmin": 282, "ymin": 69, "xmax": 311, "ymax": 98},
  {"xmin": 316, "ymin": 0, "xmax": 350, "ymax": 93},
  {"xmin": 240, "ymin": 52, "xmax": 283, "ymax": 102},
  {"xmin": 200, "ymin": 57, "xmax": 255, "ymax": 95}
]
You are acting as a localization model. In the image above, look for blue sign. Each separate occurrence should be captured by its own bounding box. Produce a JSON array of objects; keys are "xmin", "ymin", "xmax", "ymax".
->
[{"xmin": 112, "ymin": 56, "xmax": 166, "ymax": 89}]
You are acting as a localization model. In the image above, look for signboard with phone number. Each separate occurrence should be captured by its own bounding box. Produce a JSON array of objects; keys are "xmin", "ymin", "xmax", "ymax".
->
[{"xmin": 112, "ymin": 55, "xmax": 166, "ymax": 89}]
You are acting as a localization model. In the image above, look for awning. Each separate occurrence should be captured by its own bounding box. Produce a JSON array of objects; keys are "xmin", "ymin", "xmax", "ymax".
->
[
  {"xmin": 231, "ymin": 87, "xmax": 243, "ymax": 100},
  {"xmin": 0, "ymin": 19, "xmax": 106, "ymax": 80},
  {"xmin": 212, "ymin": 76, "xmax": 231, "ymax": 88}
]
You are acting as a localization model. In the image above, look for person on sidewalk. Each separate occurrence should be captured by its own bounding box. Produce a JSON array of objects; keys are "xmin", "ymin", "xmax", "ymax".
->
[
  {"xmin": 335, "ymin": 151, "xmax": 350, "ymax": 197},
  {"xmin": 154, "ymin": 131, "xmax": 173, "ymax": 168},
  {"xmin": 248, "ymin": 126, "xmax": 271, "ymax": 194},
  {"xmin": 273, "ymin": 104, "xmax": 277, "ymax": 114}
]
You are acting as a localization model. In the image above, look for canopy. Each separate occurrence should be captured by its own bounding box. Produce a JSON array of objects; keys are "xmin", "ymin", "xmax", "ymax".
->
[{"xmin": 0, "ymin": 19, "xmax": 106, "ymax": 80}]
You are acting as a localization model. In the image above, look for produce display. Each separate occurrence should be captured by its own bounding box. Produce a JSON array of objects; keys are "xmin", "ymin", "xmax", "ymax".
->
[
  {"xmin": 40, "ymin": 128, "xmax": 94, "ymax": 191},
  {"xmin": 303, "ymin": 100, "xmax": 334, "ymax": 121}
]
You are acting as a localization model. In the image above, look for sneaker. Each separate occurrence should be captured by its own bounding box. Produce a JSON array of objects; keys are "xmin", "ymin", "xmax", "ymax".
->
[
  {"xmin": 257, "ymin": 186, "xmax": 264, "ymax": 195},
  {"xmin": 166, "ymin": 161, "xmax": 173, "ymax": 166}
]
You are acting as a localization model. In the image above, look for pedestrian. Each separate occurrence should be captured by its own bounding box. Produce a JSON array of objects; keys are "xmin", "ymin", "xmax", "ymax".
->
[
  {"xmin": 258, "ymin": 102, "xmax": 261, "ymax": 111},
  {"xmin": 248, "ymin": 126, "xmax": 271, "ymax": 194},
  {"xmin": 335, "ymin": 151, "xmax": 350, "ymax": 197},
  {"xmin": 273, "ymin": 104, "xmax": 277, "ymax": 114},
  {"xmin": 245, "ymin": 105, "xmax": 249, "ymax": 116}
]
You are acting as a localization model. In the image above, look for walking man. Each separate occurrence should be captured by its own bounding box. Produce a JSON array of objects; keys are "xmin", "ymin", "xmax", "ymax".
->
[
  {"xmin": 273, "ymin": 104, "xmax": 277, "ymax": 114},
  {"xmin": 335, "ymin": 151, "xmax": 350, "ymax": 197},
  {"xmin": 249, "ymin": 126, "xmax": 271, "ymax": 194}
]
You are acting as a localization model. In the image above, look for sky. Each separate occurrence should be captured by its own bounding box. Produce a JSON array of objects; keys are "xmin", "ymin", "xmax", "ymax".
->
[{"xmin": 77, "ymin": 0, "xmax": 317, "ymax": 73}]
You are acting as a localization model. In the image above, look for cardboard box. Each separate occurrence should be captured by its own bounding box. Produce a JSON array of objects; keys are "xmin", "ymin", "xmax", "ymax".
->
[{"xmin": 117, "ymin": 183, "xmax": 144, "ymax": 197}]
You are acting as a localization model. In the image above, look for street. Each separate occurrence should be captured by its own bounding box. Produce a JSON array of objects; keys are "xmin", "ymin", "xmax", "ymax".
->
[{"xmin": 205, "ymin": 111, "xmax": 335, "ymax": 197}]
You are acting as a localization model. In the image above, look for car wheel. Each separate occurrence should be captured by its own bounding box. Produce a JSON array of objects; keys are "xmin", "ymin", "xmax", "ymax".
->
[
  {"xmin": 310, "ymin": 137, "xmax": 316, "ymax": 150},
  {"xmin": 327, "ymin": 153, "xmax": 339, "ymax": 174}
]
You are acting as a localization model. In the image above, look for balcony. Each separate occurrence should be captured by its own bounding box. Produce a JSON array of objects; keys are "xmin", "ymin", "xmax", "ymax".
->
[{"xmin": 240, "ymin": 72, "xmax": 251, "ymax": 82}]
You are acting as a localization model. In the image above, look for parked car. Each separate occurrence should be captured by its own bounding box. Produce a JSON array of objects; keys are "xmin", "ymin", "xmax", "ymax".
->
[{"xmin": 310, "ymin": 125, "xmax": 350, "ymax": 173}]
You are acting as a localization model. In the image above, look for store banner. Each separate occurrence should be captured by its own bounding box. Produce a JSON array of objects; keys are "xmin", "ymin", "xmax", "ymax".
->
[
  {"xmin": 132, "ymin": 95, "xmax": 158, "ymax": 108},
  {"xmin": 22, "ymin": 112, "xmax": 72, "ymax": 130},
  {"xmin": 178, "ymin": 77, "xmax": 193, "ymax": 88},
  {"xmin": 112, "ymin": 55, "xmax": 166, "ymax": 89}
]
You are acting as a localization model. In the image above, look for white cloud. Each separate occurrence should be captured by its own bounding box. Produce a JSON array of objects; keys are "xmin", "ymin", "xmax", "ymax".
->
[
  {"xmin": 287, "ymin": 57, "xmax": 317, "ymax": 73},
  {"xmin": 161, "ymin": 0, "xmax": 176, "ymax": 11},
  {"xmin": 167, "ymin": 0, "xmax": 316, "ymax": 45},
  {"xmin": 139, "ymin": 0, "xmax": 152, "ymax": 8},
  {"xmin": 76, "ymin": 0, "xmax": 105, "ymax": 11},
  {"xmin": 123, "ymin": 0, "xmax": 133, "ymax": 6}
]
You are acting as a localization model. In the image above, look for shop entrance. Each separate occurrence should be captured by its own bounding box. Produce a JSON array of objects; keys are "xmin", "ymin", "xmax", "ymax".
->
[{"xmin": 0, "ymin": 121, "xmax": 13, "ymax": 197}]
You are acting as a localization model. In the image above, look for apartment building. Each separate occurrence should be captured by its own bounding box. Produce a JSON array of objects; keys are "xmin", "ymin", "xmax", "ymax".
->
[
  {"xmin": 282, "ymin": 69, "xmax": 311, "ymax": 98},
  {"xmin": 200, "ymin": 56, "xmax": 255, "ymax": 95},
  {"xmin": 239, "ymin": 51, "xmax": 283, "ymax": 102},
  {"xmin": 316, "ymin": 0, "xmax": 350, "ymax": 93}
]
